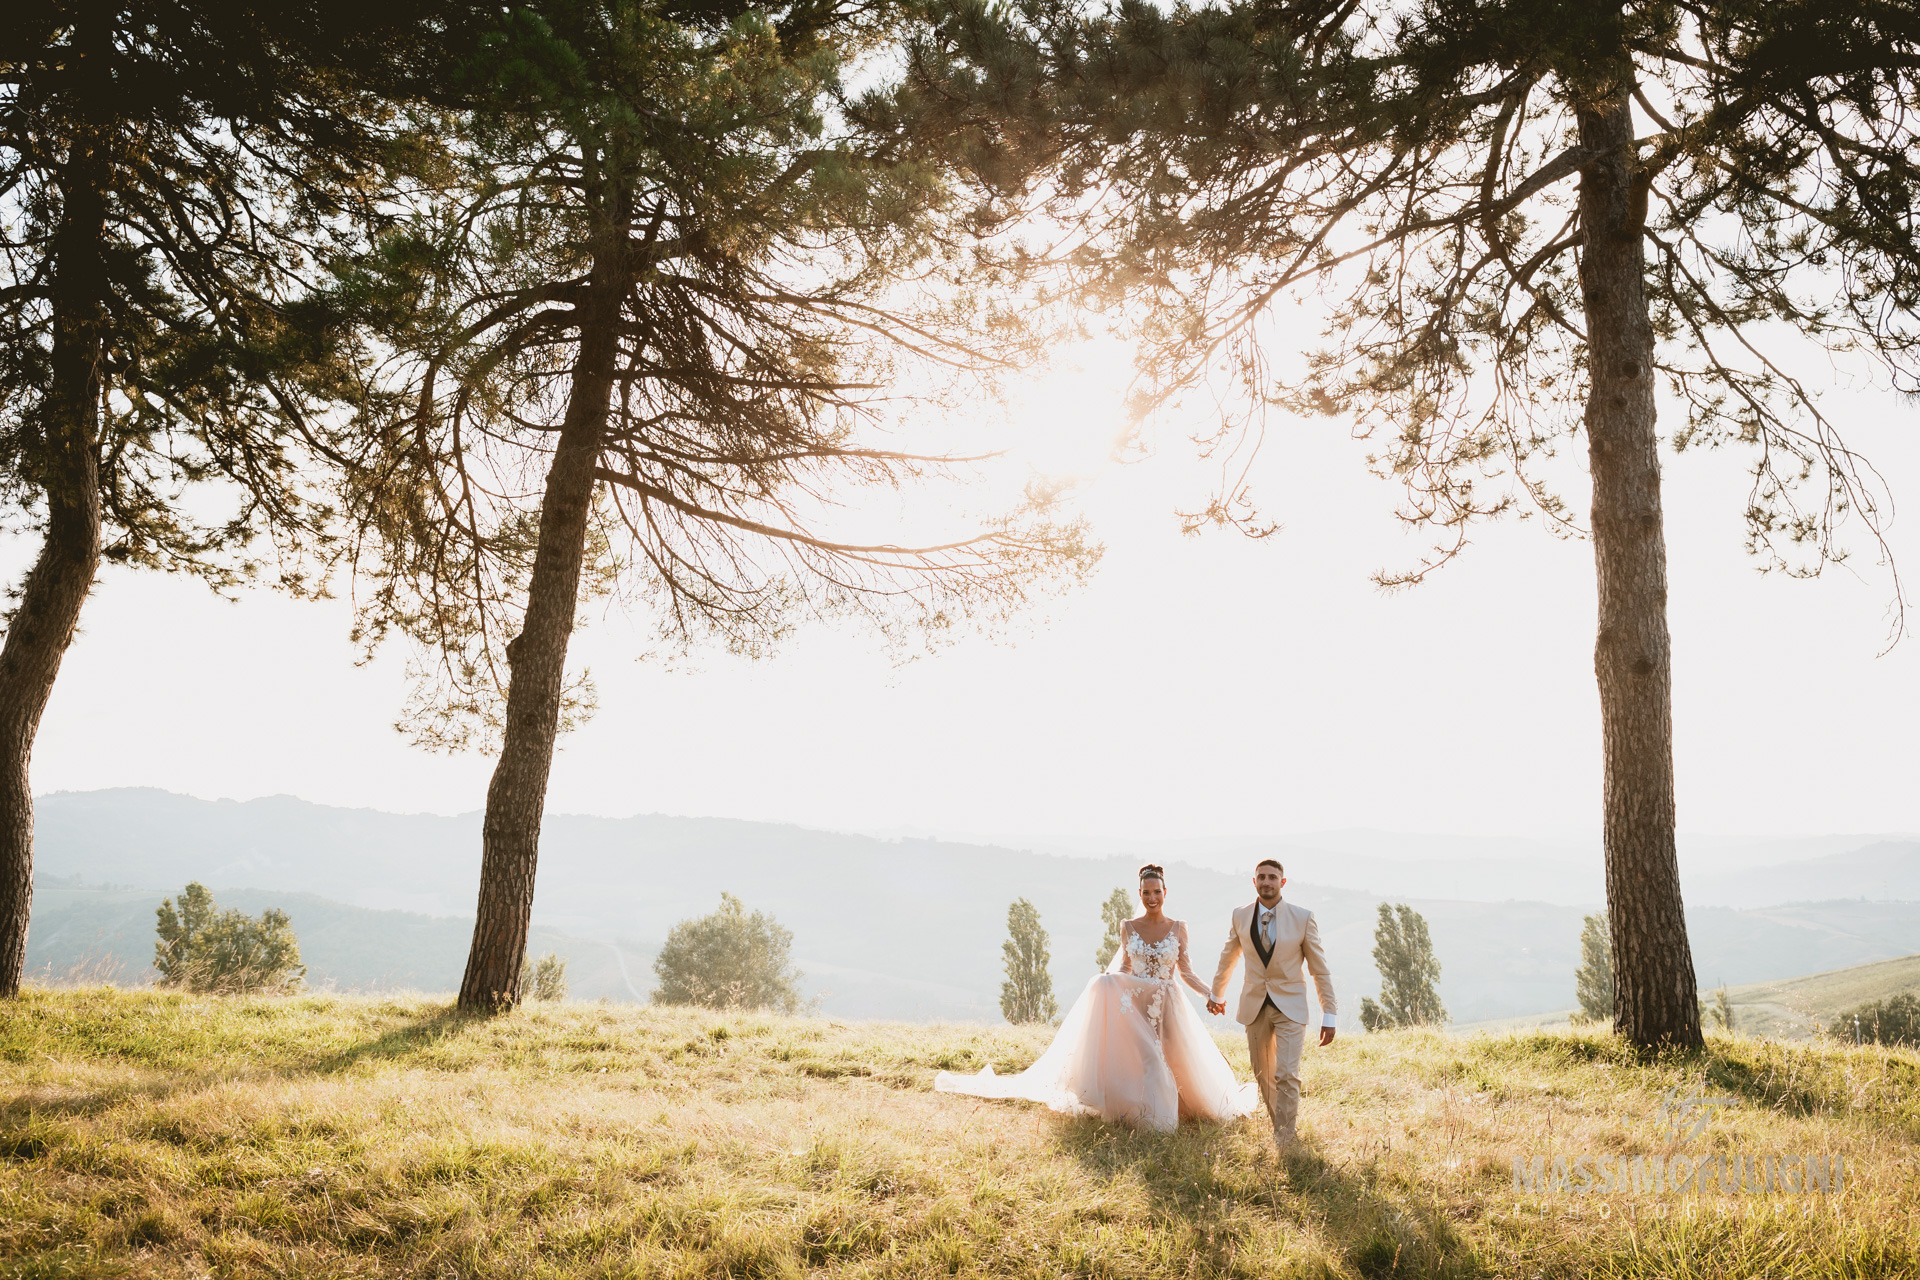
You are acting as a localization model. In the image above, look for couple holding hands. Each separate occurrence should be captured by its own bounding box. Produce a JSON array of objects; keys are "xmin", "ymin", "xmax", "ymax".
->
[{"xmin": 936, "ymin": 859, "xmax": 1337, "ymax": 1150}]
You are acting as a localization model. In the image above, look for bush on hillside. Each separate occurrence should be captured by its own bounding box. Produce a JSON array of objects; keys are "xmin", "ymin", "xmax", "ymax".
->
[
  {"xmin": 1828, "ymin": 992, "xmax": 1920, "ymax": 1047},
  {"xmin": 520, "ymin": 952, "xmax": 569, "ymax": 1002},
  {"xmin": 652, "ymin": 893, "xmax": 806, "ymax": 1013},
  {"xmin": 154, "ymin": 882, "xmax": 305, "ymax": 994}
]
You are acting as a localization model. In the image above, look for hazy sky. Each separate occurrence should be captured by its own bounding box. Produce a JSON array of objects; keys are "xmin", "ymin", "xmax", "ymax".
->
[{"xmin": 23, "ymin": 339, "xmax": 1920, "ymax": 845}]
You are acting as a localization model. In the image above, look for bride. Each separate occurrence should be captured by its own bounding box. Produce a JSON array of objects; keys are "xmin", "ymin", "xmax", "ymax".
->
[{"xmin": 936, "ymin": 864, "xmax": 1259, "ymax": 1131}]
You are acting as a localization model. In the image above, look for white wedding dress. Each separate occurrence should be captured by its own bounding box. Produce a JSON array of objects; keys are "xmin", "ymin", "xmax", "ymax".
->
[{"xmin": 936, "ymin": 919, "xmax": 1261, "ymax": 1131}]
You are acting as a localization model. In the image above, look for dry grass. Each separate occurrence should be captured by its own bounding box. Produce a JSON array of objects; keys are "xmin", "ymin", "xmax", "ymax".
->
[{"xmin": 2, "ymin": 988, "xmax": 1918, "ymax": 1278}]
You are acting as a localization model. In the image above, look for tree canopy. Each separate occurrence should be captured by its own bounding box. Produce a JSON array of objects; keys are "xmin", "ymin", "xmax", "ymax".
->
[
  {"xmin": 652, "ymin": 892, "xmax": 807, "ymax": 1012},
  {"xmin": 903, "ymin": 0, "xmax": 1920, "ymax": 1045},
  {"xmin": 0, "ymin": 0, "xmax": 471, "ymax": 995},
  {"xmin": 336, "ymin": 0, "xmax": 1090, "ymax": 1010}
]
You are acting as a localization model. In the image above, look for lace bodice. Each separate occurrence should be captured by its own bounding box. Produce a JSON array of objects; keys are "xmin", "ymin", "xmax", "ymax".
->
[
  {"xmin": 1111, "ymin": 919, "xmax": 1211, "ymax": 1037},
  {"xmin": 1125, "ymin": 929, "xmax": 1182, "ymax": 981}
]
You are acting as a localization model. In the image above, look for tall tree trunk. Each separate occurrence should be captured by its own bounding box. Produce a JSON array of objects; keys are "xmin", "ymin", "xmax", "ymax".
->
[
  {"xmin": 0, "ymin": 31, "xmax": 110, "ymax": 997},
  {"xmin": 1574, "ymin": 64, "xmax": 1701, "ymax": 1048},
  {"xmin": 457, "ymin": 201, "xmax": 629, "ymax": 1013}
]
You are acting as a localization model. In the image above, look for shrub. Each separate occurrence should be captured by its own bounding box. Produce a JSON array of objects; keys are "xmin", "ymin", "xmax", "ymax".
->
[
  {"xmin": 652, "ymin": 893, "xmax": 806, "ymax": 1012},
  {"xmin": 521, "ymin": 952, "xmax": 568, "ymax": 1001},
  {"xmin": 154, "ymin": 882, "xmax": 305, "ymax": 994},
  {"xmin": 1828, "ymin": 992, "xmax": 1920, "ymax": 1046}
]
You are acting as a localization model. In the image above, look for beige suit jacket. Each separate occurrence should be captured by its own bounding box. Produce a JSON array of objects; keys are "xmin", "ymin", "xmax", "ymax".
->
[{"xmin": 1212, "ymin": 899, "xmax": 1337, "ymax": 1026}]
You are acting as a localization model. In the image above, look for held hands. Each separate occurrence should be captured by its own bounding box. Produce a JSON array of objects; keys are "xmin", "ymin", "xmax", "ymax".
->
[{"xmin": 1206, "ymin": 999, "xmax": 1226, "ymax": 1016}]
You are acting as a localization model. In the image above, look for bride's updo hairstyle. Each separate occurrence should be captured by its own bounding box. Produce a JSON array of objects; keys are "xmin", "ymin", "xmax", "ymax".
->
[{"xmin": 1138, "ymin": 863, "xmax": 1166, "ymax": 885}]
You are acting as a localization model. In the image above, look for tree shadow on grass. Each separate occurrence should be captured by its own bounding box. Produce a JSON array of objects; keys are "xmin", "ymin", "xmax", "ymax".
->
[
  {"xmin": 1051, "ymin": 1116, "xmax": 1488, "ymax": 1280},
  {"xmin": 301, "ymin": 1002, "xmax": 477, "ymax": 1075},
  {"xmin": 0, "ymin": 1004, "xmax": 487, "ymax": 1130}
]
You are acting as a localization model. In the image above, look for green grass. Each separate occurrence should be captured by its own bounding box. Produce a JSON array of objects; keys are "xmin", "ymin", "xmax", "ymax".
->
[{"xmin": 3, "ymin": 988, "xmax": 1919, "ymax": 1278}]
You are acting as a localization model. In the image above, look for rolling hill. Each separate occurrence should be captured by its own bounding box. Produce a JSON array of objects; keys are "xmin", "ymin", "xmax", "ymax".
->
[{"xmin": 27, "ymin": 788, "xmax": 1920, "ymax": 1023}]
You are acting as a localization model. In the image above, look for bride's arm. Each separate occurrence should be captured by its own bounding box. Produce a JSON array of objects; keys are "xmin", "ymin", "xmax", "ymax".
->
[
  {"xmin": 1174, "ymin": 922, "xmax": 1211, "ymax": 997},
  {"xmin": 1113, "ymin": 920, "xmax": 1133, "ymax": 974}
]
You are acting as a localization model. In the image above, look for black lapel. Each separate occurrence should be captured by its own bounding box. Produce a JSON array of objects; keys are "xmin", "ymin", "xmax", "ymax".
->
[{"xmin": 1250, "ymin": 901, "xmax": 1276, "ymax": 967}]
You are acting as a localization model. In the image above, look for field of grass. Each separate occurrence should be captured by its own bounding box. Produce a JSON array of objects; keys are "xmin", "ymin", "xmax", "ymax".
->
[
  {"xmin": 1718, "ymin": 952, "xmax": 1920, "ymax": 1040},
  {"xmin": 4, "ymin": 988, "xmax": 1920, "ymax": 1278}
]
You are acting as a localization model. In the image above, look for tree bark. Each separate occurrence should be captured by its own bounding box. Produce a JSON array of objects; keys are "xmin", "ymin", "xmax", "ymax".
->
[
  {"xmin": 0, "ymin": 27, "xmax": 110, "ymax": 997},
  {"xmin": 456, "ymin": 194, "xmax": 629, "ymax": 1013},
  {"xmin": 1574, "ymin": 63, "xmax": 1702, "ymax": 1048}
]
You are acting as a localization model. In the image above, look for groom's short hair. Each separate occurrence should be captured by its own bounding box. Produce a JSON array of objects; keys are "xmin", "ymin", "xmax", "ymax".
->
[{"xmin": 1256, "ymin": 858, "xmax": 1284, "ymax": 874}]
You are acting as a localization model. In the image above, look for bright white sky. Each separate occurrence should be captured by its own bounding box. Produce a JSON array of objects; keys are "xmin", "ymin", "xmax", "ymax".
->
[{"xmin": 23, "ymin": 335, "xmax": 1920, "ymax": 845}]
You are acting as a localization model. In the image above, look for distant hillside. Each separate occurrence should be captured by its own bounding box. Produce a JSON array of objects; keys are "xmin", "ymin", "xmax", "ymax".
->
[
  {"xmin": 1719, "ymin": 952, "xmax": 1920, "ymax": 1040},
  {"xmin": 1037, "ymin": 830, "xmax": 1919, "ymax": 907},
  {"xmin": 27, "ymin": 876, "xmax": 648, "ymax": 1001},
  {"xmin": 30, "ymin": 789, "xmax": 1920, "ymax": 1023},
  {"xmin": 1688, "ymin": 842, "xmax": 1920, "ymax": 909}
]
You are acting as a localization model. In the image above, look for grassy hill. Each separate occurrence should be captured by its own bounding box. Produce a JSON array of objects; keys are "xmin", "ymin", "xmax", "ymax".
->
[
  {"xmin": 1719, "ymin": 953, "xmax": 1920, "ymax": 1040},
  {"xmin": 3, "ymin": 989, "xmax": 1918, "ymax": 1278}
]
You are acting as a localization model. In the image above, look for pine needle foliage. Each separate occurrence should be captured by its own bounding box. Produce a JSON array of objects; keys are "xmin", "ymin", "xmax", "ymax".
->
[
  {"xmin": 0, "ymin": 0, "xmax": 469, "ymax": 590},
  {"xmin": 914, "ymin": 0, "xmax": 1920, "ymax": 579},
  {"xmin": 337, "ymin": 0, "xmax": 1094, "ymax": 751},
  {"xmin": 0, "ymin": 0, "xmax": 468, "ymax": 996},
  {"xmin": 903, "ymin": 0, "xmax": 1920, "ymax": 1047}
]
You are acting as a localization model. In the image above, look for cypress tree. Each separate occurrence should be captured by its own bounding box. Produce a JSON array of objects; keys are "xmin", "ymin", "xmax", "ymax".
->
[
  {"xmin": 1000, "ymin": 897, "xmax": 1057, "ymax": 1024},
  {"xmin": 1358, "ymin": 903, "xmax": 1447, "ymax": 1030},
  {"xmin": 1095, "ymin": 886, "xmax": 1131, "ymax": 969},
  {"xmin": 1573, "ymin": 911, "xmax": 1614, "ymax": 1024}
]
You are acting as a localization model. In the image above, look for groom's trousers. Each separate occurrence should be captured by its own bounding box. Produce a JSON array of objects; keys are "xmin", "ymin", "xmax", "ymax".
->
[{"xmin": 1246, "ymin": 1000, "xmax": 1307, "ymax": 1150}]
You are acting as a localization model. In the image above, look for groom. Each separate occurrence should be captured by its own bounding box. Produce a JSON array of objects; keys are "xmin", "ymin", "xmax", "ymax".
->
[{"xmin": 1208, "ymin": 858, "xmax": 1337, "ymax": 1152}]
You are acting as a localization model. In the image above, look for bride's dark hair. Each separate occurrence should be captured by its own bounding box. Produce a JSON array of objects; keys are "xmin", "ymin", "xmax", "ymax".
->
[{"xmin": 1138, "ymin": 863, "xmax": 1166, "ymax": 884}]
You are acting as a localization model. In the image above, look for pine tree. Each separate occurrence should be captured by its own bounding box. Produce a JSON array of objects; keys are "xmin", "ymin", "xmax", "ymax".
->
[
  {"xmin": 0, "ymin": 0, "xmax": 470, "ymax": 996},
  {"xmin": 338, "ymin": 0, "xmax": 1089, "ymax": 1011},
  {"xmin": 1358, "ymin": 903, "xmax": 1446, "ymax": 1031},
  {"xmin": 1095, "ymin": 887, "xmax": 1131, "ymax": 969},
  {"xmin": 1574, "ymin": 912, "xmax": 1614, "ymax": 1024},
  {"xmin": 1000, "ymin": 898, "xmax": 1057, "ymax": 1024},
  {"xmin": 909, "ymin": 0, "xmax": 1920, "ymax": 1049}
]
